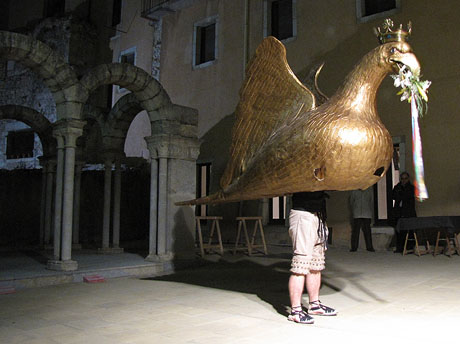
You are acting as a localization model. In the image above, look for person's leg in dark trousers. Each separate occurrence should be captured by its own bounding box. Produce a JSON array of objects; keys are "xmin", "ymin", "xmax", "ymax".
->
[
  {"xmin": 395, "ymin": 230, "xmax": 405, "ymax": 253},
  {"xmin": 350, "ymin": 218, "xmax": 361, "ymax": 251},
  {"xmin": 362, "ymin": 218, "xmax": 375, "ymax": 251}
]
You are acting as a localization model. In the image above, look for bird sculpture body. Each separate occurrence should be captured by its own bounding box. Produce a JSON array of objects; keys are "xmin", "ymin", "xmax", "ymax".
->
[{"xmin": 177, "ymin": 26, "xmax": 421, "ymax": 205}]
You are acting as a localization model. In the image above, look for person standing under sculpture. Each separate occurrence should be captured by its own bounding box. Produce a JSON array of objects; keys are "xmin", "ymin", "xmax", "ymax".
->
[
  {"xmin": 287, "ymin": 191, "xmax": 337, "ymax": 324},
  {"xmin": 349, "ymin": 188, "xmax": 375, "ymax": 252}
]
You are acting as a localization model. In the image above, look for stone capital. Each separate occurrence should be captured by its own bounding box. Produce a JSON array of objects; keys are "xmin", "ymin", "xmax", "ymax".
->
[
  {"xmin": 144, "ymin": 136, "xmax": 159, "ymax": 159},
  {"xmin": 53, "ymin": 119, "xmax": 86, "ymax": 148},
  {"xmin": 144, "ymin": 134, "xmax": 200, "ymax": 161},
  {"xmin": 53, "ymin": 134, "xmax": 65, "ymax": 149}
]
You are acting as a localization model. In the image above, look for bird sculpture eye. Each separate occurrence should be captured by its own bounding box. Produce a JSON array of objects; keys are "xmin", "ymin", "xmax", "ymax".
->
[{"xmin": 390, "ymin": 47, "xmax": 396, "ymax": 54}]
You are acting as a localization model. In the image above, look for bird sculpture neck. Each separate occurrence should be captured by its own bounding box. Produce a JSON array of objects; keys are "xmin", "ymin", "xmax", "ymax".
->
[{"xmin": 332, "ymin": 47, "xmax": 390, "ymax": 119}]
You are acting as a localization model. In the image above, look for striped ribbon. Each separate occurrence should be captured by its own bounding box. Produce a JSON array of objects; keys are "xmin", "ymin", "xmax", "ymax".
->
[{"xmin": 411, "ymin": 92, "xmax": 428, "ymax": 201}]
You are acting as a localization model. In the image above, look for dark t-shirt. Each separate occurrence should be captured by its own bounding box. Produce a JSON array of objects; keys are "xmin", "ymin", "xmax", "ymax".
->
[
  {"xmin": 392, "ymin": 182, "xmax": 416, "ymax": 218},
  {"xmin": 291, "ymin": 191, "xmax": 328, "ymax": 218}
]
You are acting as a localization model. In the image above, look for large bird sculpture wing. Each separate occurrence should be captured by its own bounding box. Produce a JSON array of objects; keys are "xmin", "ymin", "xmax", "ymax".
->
[{"xmin": 220, "ymin": 37, "xmax": 317, "ymax": 189}]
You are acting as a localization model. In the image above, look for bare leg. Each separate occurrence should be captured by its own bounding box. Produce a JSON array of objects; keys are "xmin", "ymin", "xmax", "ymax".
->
[
  {"xmin": 306, "ymin": 270, "xmax": 338, "ymax": 316},
  {"xmin": 289, "ymin": 273, "xmax": 305, "ymax": 308},
  {"xmin": 288, "ymin": 273, "xmax": 315, "ymax": 324},
  {"xmin": 306, "ymin": 270, "xmax": 321, "ymax": 302}
]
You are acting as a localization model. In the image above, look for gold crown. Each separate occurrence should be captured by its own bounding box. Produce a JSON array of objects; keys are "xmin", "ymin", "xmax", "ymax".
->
[{"xmin": 375, "ymin": 19, "xmax": 411, "ymax": 44}]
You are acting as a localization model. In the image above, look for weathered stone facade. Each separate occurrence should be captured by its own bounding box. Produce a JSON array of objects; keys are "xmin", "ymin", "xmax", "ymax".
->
[
  {"xmin": 151, "ymin": 19, "xmax": 162, "ymax": 81},
  {"xmin": 0, "ymin": 4, "xmax": 200, "ymax": 270},
  {"xmin": 0, "ymin": 16, "xmax": 99, "ymax": 170}
]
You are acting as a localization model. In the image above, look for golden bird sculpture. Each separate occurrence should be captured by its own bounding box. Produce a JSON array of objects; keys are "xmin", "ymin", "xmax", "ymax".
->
[{"xmin": 177, "ymin": 20, "xmax": 420, "ymax": 205}]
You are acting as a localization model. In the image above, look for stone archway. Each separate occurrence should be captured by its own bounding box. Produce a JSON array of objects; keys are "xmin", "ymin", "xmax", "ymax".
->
[
  {"xmin": 80, "ymin": 63, "xmax": 200, "ymax": 261},
  {"xmin": 78, "ymin": 105, "xmax": 104, "ymax": 165},
  {"xmin": 104, "ymin": 92, "xmax": 144, "ymax": 153},
  {"xmin": 0, "ymin": 104, "xmax": 55, "ymax": 247},
  {"xmin": 80, "ymin": 63, "xmax": 170, "ymax": 117},
  {"xmin": 99, "ymin": 94, "xmax": 147, "ymax": 254},
  {"xmin": 0, "ymin": 104, "xmax": 54, "ymax": 156},
  {"xmin": 80, "ymin": 90, "xmax": 148, "ymax": 254}
]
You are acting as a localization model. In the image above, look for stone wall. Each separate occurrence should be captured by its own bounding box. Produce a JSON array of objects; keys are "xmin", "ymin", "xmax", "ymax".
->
[
  {"xmin": 0, "ymin": 46, "xmax": 55, "ymax": 169},
  {"xmin": 0, "ymin": 16, "xmax": 105, "ymax": 170},
  {"xmin": 151, "ymin": 19, "xmax": 162, "ymax": 81}
]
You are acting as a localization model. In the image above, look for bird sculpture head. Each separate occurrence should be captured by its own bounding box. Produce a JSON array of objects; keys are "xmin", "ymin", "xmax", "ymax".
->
[{"xmin": 375, "ymin": 19, "xmax": 420, "ymax": 77}]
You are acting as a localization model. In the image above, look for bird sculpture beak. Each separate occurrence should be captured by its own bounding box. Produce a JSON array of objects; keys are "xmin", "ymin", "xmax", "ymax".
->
[{"xmin": 391, "ymin": 53, "xmax": 421, "ymax": 77}]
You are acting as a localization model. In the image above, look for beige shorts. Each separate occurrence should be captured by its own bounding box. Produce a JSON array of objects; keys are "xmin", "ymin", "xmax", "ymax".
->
[{"xmin": 289, "ymin": 209, "xmax": 327, "ymax": 275}]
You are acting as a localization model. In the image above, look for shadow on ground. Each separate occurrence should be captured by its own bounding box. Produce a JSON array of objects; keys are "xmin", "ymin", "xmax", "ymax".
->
[{"xmin": 144, "ymin": 252, "xmax": 345, "ymax": 316}]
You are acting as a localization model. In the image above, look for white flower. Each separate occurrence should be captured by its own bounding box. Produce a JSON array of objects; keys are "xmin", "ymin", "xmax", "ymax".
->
[
  {"xmin": 400, "ymin": 90, "xmax": 410, "ymax": 102},
  {"xmin": 392, "ymin": 66, "xmax": 431, "ymax": 115},
  {"xmin": 421, "ymin": 80, "xmax": 431, "ymax": 92},
  {"xmin": 402, "ymin": 78, "xmax": 412, "ymax": 88}
]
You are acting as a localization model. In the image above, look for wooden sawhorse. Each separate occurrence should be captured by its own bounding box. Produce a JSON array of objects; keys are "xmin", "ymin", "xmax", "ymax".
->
[
  {"xmin": 195, "ymin": 216, "xmax": 224, "ymax": 257},
  {"xmin": 233, "ymin": 216, "xmax": 268, "ymax": 255},
  {"xmin": 433, "ymin": 229, "xmax": 460, "ymax": 257},
  {"xmin": 402, "ymin": 230, "xmax": 431, "ymax": 256}
]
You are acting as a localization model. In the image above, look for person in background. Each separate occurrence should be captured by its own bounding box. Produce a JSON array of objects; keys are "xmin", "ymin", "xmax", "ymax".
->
[
  {"xmin": 391, "ymin": 172, "xmax": 416, "ymax": 252},
  {"xmin": 349, "ymin": 187, "xmax": 375, "ymax": 252}
]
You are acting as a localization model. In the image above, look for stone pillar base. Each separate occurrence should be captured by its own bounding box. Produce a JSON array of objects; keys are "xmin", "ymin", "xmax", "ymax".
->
[
  {"xmin": 145, "ymin": 254, "xmax": 161, "ymax": 262},
  {"xmin": 47, "ymin": 259, "xmax": 78, "ymax": 271},
  {"xmin": 145, "ymin": 252, "xmax": 174, "ymax": 262},
  {"xmin": 97, "ymin": 247, "xmax": 124, "ymax": 254}
]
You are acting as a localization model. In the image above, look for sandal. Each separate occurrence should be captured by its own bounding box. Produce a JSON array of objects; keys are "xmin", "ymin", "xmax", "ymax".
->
[
  {"xmin": 287, "ymin": 306, "xmax": 314, "ymax": 324},
  {"xmin": 308, "ymin": 300, "xmax": 337, "ymax": 316}
]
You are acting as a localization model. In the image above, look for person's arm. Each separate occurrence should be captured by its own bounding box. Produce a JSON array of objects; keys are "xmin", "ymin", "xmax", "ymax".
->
[{"xmin": 392, "ymin": 184, "xmax": 402, "ymax": 203}]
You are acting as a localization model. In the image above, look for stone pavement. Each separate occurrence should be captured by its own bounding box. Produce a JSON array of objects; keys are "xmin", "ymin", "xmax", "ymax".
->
[
  {"xmin": 1, "ymin": 245, "xmax": 460, "ymax": 343},
  {"xmin": 0, "ymin": 249, "xmax": 165, "ymax": 290}
]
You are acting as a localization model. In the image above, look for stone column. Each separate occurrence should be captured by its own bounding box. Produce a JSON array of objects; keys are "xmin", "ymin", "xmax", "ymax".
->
[
  {"xmin": 72, "ymin": 162, "xmax": 83, "ymax": 249},
  {"xmin": 44, "ymin": 160, "xmax": 55, "ymax": 245},
  {"xmin": 99, "ymin": 158, "xmax": 113, "ymax": 253},
  {"xmin": 52, "ymin": 135, "xmax": 65, "ymax": 260},
  {"xmin": 145, "ymin": 104, "xmax": 200, "ymax": 262},
  {"xmin": 39, "ymin": 161, "xmax": 47, "ymax": 246},
  {"xmin": 47, "ymin": 119, "xmax": 85, "ymax": 271},
  {"xmin": 111, "ymin": 158, "xmax": 123, "ymax": 253},
  {"xmin": 61, "ymin": 135, "xmax": 77, "ymax": 261},
  {"xmin": 144, "ymin": 105, "xmax": 200, "ymax": 262},
  {"xmin": 157, "ymin": 155, "xmax": 168, "ymax": 258},
  {"xmin": 145, "ymin": 156, "xmax": 158, "ymax": 261}
]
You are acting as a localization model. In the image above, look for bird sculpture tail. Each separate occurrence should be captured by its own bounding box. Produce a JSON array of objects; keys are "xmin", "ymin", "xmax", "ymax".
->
[{"xmin": 174, "ymin": 192, "xmax": 222, "ymax": 206}]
